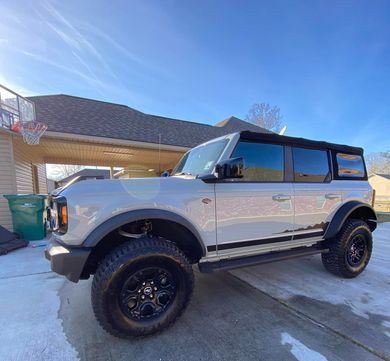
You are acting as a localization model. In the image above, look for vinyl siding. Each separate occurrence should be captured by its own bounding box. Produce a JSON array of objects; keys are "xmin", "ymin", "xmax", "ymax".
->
[
  {"xmin": 0, "ymin": 134, "xmax": 48, "ymax": 231},
  {"xmin": 13, "ymin": 145, "xmax": 48, "ymax": 194},
  {"xmin": 369, "ymin": 175, "xmax": 390, "ymax": 196},
  {"xmin": 369, "ymin": 175, "xmax": 390, "ymax": 212},
  {"xmin": 37, "ymin": 164, "xmax": 48, "ymax": 194},
  {"xmin": 0, "ymin": 133, "xmax": 16, "ymax": 230},
  {"xmin": 14, "ymin": 143, "xmax": 34, "ymax": 194}
]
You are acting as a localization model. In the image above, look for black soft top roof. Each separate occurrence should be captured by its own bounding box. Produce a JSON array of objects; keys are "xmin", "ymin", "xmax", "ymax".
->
[{"xmin": 240, "ymin": 131, "xmax": 364, "ymax": 156}]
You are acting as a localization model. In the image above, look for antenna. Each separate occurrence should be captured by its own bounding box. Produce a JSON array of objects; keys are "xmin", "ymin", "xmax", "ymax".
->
[{"xmin": 279, "ymin": 125, "xmax": 287, "ymax": 135}]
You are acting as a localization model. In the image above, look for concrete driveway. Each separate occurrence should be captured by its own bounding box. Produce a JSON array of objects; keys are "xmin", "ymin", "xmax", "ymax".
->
[{"xmin": 0, "ymin": 223, "xmax": 389, "ymax": 361}]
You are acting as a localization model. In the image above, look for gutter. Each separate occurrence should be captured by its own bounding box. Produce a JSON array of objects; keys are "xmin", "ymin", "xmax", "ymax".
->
[{"xmin": 43, "ymin": 131, "xmax": 190, "ymax": 152}]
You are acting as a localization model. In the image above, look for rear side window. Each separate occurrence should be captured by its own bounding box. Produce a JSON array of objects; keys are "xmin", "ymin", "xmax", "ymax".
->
[
  {"xmin": 292, "ymin": 147, "xmax": 330, "ymax": 182},
  {"xmin": 232, "ymin": 141, "xmax": 284, "ymax": 182},
  {"xmin": 336, "ymin": 153, "xmax": 366, "ymax": 178}
]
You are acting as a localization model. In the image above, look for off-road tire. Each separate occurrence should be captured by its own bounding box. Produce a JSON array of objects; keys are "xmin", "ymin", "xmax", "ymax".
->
[
  {"xmin": 91, "ymin": 237, "xmax": 194, "ymax": 338},
  {"xmin": 322, "ymin": 219, "xmax": 372, "ymax": 278}
]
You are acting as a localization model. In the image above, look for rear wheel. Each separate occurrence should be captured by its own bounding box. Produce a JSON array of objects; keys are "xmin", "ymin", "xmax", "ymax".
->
[
  {"xmin": 322, "ymin": 219, "xmax": 372, "ymax": 278},
  {"xmin": 91, "ymin": 237, "xmax": 194, "ymax": 338}
]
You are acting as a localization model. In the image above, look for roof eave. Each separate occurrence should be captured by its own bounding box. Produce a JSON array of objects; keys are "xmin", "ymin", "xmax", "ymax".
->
[{"xmin": 43, "ymin": 130, "xmax": 190, "ymax": 152}]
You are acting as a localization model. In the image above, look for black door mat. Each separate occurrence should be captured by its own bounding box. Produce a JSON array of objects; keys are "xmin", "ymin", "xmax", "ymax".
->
[{"xmin": 0, "ymin": 225, "xmax": 28, "ymax": 255}]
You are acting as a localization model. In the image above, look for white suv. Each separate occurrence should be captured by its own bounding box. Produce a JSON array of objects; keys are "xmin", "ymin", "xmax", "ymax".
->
[{"xmin": 46, "ymin": 130, "xmax": 377, "ymax": 338}]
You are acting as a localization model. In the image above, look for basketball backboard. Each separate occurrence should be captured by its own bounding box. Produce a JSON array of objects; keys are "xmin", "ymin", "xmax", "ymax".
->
[{"xmin": 0, "ymin": 84, "xmax": 35, "ymax": 131}]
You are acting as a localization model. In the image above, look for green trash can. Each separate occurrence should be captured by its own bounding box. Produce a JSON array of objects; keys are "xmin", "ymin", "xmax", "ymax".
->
[{"xmin": 3, "ymin": 194, "xmax": 48, "ymax": 241}]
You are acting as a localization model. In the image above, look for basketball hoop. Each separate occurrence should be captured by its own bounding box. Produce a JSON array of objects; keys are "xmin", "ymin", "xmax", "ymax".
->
[
  {"xmin": 10, "ymin": 121, "xmax": 22, "ymax": 133},
  {"xmin": 19, "ymin": 121, "xmax": 48, "ymax": 145}
]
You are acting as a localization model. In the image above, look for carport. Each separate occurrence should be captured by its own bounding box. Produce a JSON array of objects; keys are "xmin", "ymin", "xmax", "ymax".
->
[
  {"xmin": 17, "ymin": 131, "xmax": 186, "ymax": 176},
  {"xmin": 0, "ymin": 89, "xmax": 267, "ymax": 230},
  {"xmin": 0, "ymin": 129, "xmax": 186, "ymax": 230}
]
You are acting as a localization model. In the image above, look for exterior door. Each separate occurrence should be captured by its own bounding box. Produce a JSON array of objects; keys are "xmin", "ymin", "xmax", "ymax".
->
[
  {"xmin": 291, "ymin": 147, "xmax": 342, "ymax": 239},
  {"xmin": 215, "ymin": 141, "xmax": 294, "ymax": 258}
]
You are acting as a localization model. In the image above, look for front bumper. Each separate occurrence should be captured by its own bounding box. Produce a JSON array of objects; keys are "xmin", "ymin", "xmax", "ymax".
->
[{"xmin": 45, "ymin": 235, "xmax": 91, "ymax": 283}]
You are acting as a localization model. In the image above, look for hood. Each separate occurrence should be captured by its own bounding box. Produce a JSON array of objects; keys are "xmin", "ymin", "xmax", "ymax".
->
[{"xmin": 57, "ymin": 176, "xmax": 197, "ymax": 198}]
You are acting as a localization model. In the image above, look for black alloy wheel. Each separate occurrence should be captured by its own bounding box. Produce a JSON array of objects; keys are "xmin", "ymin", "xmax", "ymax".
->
[
  {"xmin": 322, "ymin": 219, "xmax": 372, "ymax": 278},
  {"xmin": 91, "ymin": 237, "xmax": 194, "ymax": 338},
  {"xmin": 119, "ymin": 267, "xmax": 177, "ymax": 321},
  {"xmin": 345, "ymin": 234, "xmax": 368, "ymax": 267}
]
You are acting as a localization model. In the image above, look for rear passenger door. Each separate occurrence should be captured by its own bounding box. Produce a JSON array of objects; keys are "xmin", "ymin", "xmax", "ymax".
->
[{"xmin": 292, "ymin": 147, "xmax": 342, "ymax": 240}]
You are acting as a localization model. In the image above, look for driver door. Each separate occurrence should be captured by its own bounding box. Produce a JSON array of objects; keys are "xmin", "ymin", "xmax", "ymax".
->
[{"xmin": 215, "ymin": 140, "xmax": 294, "ymax": 258}]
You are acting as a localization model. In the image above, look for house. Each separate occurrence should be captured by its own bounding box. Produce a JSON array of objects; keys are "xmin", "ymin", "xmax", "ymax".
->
[
  {"xmin": 369, "ymin": 173, "xmax": 390, "ymax": 212},
  {"xmin": 56, "ymin": 168, "xmax": 112, "ymax": 188},
  {"xmin": 46, "ymin": 178, "xmax": 56, "ymax": 193},
  {"xmin": 0, "ymin": 86, "xmax": 269, "ymax": 230}
]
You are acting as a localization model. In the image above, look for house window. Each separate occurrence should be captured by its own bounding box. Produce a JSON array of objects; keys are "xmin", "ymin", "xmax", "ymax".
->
[
  {"xmin": 292, "ymin": 147, "xmax": 330, "ymax": 182},
  {"xmin": 336, "ymin": 153, "xmax": 365, "ymax": 178},
  {"xmin": 231, "ymin": 141, "xmax": 284, "ymax": 182}
]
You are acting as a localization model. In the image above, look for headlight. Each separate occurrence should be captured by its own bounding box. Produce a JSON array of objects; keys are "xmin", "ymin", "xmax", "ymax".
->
[{"xmin": 52, "ymin": 197, "xmax": 68, "ymax": 234}]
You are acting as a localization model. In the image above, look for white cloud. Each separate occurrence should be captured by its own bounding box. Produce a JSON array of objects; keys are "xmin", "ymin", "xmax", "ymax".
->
[{"xmin": 41, "ymin": 0, "xmax": 117, "ymax": 79}]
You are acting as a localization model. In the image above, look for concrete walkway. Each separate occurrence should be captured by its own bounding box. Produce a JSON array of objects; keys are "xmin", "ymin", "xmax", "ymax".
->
[
  {"xmin": 0, "ymin": 242, "xmax": 78, "ymax": 361},
  {"xmin": 0, "ymin": 224, "xmax": 389, "ymax": 361}
]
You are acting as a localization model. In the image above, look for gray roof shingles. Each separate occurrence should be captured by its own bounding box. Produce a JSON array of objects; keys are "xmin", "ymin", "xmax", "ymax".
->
[{"xmin": 27, "ymin": 94, "xmax": 270, "ymax": 148}]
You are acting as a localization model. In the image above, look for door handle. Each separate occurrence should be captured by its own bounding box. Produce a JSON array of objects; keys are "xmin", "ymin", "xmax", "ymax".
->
[
  {"xmin": 325, "ymin": 193, "xmax": 340, "ymax": 200},
  {"xmin": 272, "ymin": 194, "xmax": 291, "ymax": 202}
]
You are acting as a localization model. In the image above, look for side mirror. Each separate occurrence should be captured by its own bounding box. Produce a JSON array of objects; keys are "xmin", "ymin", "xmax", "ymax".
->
[{"xmin": 215, "ymin": 157, "xmax": 244, "ymax": 179}]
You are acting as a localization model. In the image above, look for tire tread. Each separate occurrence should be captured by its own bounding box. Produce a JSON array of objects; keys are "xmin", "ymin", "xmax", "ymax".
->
[
  {"xmin": 91, "ymin": 237, "xmax": 194, "ymax": 338},
  {"xmin": 322, "ymin": 219, "xmax": 372, "ymax": 278}
]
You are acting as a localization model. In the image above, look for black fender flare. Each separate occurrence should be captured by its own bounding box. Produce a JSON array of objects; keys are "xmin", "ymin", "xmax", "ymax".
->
[
  {"xmin": 324, "ymin": 201, "xmax": 377, "ymax": 239},
  {"xmin": 82, "ymin": 208, "xmax": 206, "ymax": 256}
]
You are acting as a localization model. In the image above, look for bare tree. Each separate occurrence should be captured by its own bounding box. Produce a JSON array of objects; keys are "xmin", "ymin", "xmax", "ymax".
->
[
  {"xmin": 245, "ymin": 103, "xmax": 283, "ymax": 132},
  {"xmin": 366, "ymin": 152, "xmax": 390, "ymax": 175},
  {"xmin": 49, "ymin": 164, "xmax": 84, "ymax": 180}
]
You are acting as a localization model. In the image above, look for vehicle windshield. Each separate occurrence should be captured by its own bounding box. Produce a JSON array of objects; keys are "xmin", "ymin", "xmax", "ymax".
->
[{"xmin": 173, "ymin": 139, "xmax": 228, "ymax": 176}]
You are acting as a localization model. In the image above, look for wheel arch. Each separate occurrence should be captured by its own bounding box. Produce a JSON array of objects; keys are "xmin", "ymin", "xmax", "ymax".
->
[
  {"xmin": 324, "ymin": 201, "xmax": 377, "ymax": 239},
  {"xmin": 83, "ymin": 208, "xmax": 206, "ymax": 256}
]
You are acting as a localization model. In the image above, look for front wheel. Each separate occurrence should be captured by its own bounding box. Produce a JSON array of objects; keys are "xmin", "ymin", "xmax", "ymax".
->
[
  {"xmin": 322, "ymin": 219, "xmax": 372, "ymax": 278},
  {"xmin": 91, "ymin": 237, "xmax": 194, "ymax": 338}
]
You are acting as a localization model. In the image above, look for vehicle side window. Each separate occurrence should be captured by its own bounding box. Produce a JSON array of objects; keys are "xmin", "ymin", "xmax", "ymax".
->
[
  {"xmin": 336, "ymin": 153, "xmax": 366, "ymax": 178},
  {"xmin": 231, "ymin": 141, "xmax": 284, "ymax": 182},
  {"xmin": 292, "ymin": 147, "xmax": 330, "ymax": 182}
]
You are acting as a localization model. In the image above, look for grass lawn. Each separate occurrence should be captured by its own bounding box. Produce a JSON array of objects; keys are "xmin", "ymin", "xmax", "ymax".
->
[{"xmin": 377, "ymin": 213, "xmax": 390, "ymax": 223}]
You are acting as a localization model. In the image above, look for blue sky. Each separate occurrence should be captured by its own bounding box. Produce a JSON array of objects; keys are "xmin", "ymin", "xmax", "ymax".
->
[{"xmin": 0, "ymin": 0, "xmax": 389, "ymax": 153}]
